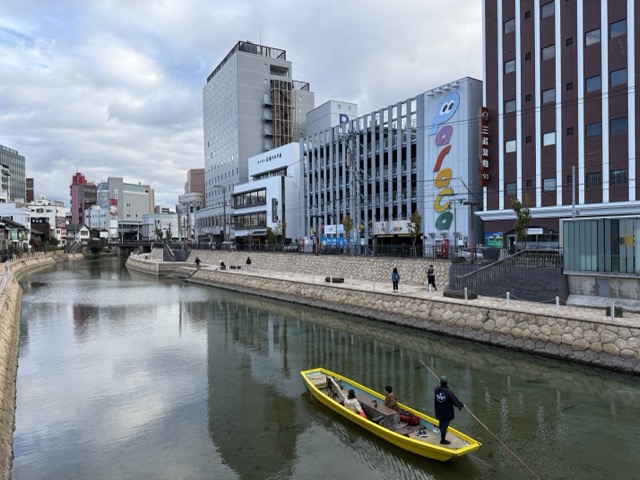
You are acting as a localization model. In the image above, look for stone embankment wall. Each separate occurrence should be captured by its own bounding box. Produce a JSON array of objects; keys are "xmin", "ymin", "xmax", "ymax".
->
[
  {"xmin": 148, "ymin": 248, "xmax": 449, "ymax": 288},
  {"xmin": 128, "ymin": 251, "xmax": 640, "ymax": 375},
  {"xmin": 0, "ymin": 253, "xmax": 82, "ymax": 479}
]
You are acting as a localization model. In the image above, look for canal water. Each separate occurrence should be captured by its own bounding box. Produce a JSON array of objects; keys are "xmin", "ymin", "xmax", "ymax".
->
[{"xmin": 11, "ymin": 257, "xmax": 640, "ymax": 480}]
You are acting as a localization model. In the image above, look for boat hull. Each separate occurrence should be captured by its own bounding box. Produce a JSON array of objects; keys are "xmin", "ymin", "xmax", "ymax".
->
[{"xmin": 300, "ymin": 367, "xmax": 481, "ymax": 462}]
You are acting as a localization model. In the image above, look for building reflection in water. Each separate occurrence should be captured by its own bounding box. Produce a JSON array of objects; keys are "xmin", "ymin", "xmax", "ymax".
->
[{"xmin": 204, "ymin": 290, "xmax": 640, "ymax": 478}]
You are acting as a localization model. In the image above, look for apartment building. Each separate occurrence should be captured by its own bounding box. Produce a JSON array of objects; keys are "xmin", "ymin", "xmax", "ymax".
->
[
  {"xmin": 480, "ymin": 0, "xmax": 637, "ymax": 249},
  {"xmin": 70, "ymin": 172, "xmax": 97, "ymax": 225}
]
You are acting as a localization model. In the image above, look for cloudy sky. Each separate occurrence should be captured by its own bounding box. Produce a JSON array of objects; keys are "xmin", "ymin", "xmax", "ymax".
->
[{"xmin": 0, "ymin": 0, "xmax": 483, "ymax": 209}]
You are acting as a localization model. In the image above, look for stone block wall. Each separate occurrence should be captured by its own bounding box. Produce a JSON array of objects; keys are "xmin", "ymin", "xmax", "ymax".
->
[
  {"xmin": 178, "ymin": 249, "xmax": 449, "ymax": 288},
  {"xmin": 185, "ymin": 267, "xmax": 640, "ymax": 375},
  {"xmin": 0, "ymin": 274, "xmax": 22, "ymax": 479},
  {"xmin": 0, "ymin": 253, "xmax": 80, "ymax": 478}
]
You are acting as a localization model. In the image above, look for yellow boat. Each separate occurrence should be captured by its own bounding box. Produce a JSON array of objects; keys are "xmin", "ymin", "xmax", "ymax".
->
[{"xmin": 300, "ymin": 367, "xmax": 481, "ymax": 462}]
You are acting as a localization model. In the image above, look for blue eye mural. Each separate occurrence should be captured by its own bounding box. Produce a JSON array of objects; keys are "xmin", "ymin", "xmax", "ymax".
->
[{"xmin": 429, "ymin": 92, "xmax": 460, "ymax": 135}]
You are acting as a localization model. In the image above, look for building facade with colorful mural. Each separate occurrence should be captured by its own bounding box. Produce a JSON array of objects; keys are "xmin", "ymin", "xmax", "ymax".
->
[
  {"xmin": 302, "ymin": 77, "xmax": 484, "ymax": 255},
  {"xmin": 422, "ymin": 78, "xmax": 484, "ymax": 253}
]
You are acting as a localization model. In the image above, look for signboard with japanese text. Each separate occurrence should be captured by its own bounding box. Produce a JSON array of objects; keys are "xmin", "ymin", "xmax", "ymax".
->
[{"xmin": 479, "ymin": 107, "xmax": 490, "ymax": 186}]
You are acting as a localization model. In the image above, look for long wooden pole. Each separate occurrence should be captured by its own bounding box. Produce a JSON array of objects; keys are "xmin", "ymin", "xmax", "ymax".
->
[{"xmin": 420, "ymin": 360, "xmax": 541, "ymax": 480}]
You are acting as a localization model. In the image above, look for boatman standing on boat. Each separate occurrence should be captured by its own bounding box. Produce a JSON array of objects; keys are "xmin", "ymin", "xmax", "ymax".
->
[{"xmin": 434, "ymin": 375, "xmax": 464, "ymax": 445}]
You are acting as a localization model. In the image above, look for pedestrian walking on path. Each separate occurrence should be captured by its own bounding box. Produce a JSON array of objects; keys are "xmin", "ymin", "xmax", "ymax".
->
[{"xmin": 427, "ymin": 264, "xmax": 437, "ymax": 291}]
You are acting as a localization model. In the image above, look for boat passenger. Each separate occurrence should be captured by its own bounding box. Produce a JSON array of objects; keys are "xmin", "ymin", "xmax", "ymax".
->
[
  {"xmin": 384, "ymin": 385, "xmax": 399, "ymax": 411},
  {"xmin": 344, "ymin": 389, "xmax": 367, "ymax": 419}
]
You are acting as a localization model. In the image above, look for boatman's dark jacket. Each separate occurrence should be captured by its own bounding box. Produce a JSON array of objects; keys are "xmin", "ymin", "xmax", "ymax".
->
[{"xmin": 434, "ymin": 385, "xmax": 464, "ymax": 421}]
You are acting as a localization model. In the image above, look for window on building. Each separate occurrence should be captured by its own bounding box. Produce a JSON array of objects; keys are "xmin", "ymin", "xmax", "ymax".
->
[
  {"xmin": 504, "ymin": 18, "xmax": 515, "ymax": 34},
  {"xmin": 543, "ymin": 131, "xmax": 556, "ymax": 146},
  {"xmin": 526, "ymin": 179, "xmax": 532, "ymax": 188},
  {"xmin": 566, "ymin": 127, "xmax": 574, "ymax": 135},
  {"xmin": 566, "ymin": 82, "xmax": 573, "ymax": 91},
  {"xmin": 586, "ymin": 172, "xmax": 602, "ymax": 187},
  {"xmin": 565, "ymin": 37, "xmax": 573, "ymax": 46},
  {"xmin": 505, "ymin": 139, "xmax": 517, "ymax": 153},
  {"xmin": 524, "ymin": 11, "xmax": 531, "ymax": 19},
  {"xmin": 543, "ymin": 177, "xmax": 557, "ymax": 192},
  {"xmin": 541, "ymin": 1, "xmax": 554, "ymax": 18},
  {"xmin": 585, "ymin": 28, "xmax": 601, "ymax": 46},
  {"xmin": 610, "ymin": 68, "xmax": 627, "ymax": 87},
  {"xmin": 524, "ymin": 52, "xmax": 531, "ymax": 61},
  {"xmin": 525, "ymin": 93, "xmax": 532, "ymax": 102},
  {"xmin": 506, "ymin": 182, "xmax": 517, "ymax": 196},
  {"xmin": 610, "ymin": 19, "xmax": 627, "ymax": 38},
  {"xmin": 505, "ymin": 99, "xmax": 516, "ymax": 113},
  {"xmin": 585, "ymin": 75, "xmax": 601, "ymax": 93},
  {"xmin": 504, "ymin": 58, "xmax": 516, "ymax": 74},
  {"xmin": 611, "ymin": 169, "xmax": 628, "ymax": 185},
  {"xmin": 542, "ymin": 44, "xmax": 555, "ymax": 61},
  {"xmin": 610, "ymin": 116, "xmax": 628, "ymax": 135},
  {"xmin": 525, "ymin": 135, "xmax": 533, "ymax": 144},
  {"xmin": 566, "ymin": 175, "xmax": 572, "ymax": 184},
  {"xmin": 586, "ymin": 122, "xmax": 602, "ymax": 138},
  {"xmin": 542, "ymin": 88, "xmax": 556, "ymax": 104},
  {"xmin": 609, "ymin": 168, "xmax": 629, "ymax": 185}
]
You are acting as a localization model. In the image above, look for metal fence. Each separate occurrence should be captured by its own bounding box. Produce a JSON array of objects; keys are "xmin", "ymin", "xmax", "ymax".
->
[{"xmin": 450, "ymin": 249, "xmax": 565, "ymax": 303}]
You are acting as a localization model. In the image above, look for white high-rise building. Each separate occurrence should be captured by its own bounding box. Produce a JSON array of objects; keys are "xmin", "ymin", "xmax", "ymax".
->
[{"xmin": 197, "ymin": 41, "xmax": 315, "ymax": 243}]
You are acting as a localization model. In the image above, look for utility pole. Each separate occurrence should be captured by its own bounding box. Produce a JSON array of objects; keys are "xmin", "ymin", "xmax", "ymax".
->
[
  {"xmin": 349, "ymin": 131, "xmax": 357, "ymax": 255},
  {"xmin": 214, "ymin": 184, "xmax": 227, "ymax": 244},
  {"xmin": 222, "ymin": 186, "xmax": 227, "ymax": 243}
]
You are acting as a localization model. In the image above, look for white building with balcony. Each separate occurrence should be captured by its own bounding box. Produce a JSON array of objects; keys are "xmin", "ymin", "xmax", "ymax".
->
[
  {"xmin": 197, "ymin": 41, "xmax": 314, "ymax": 243},
  {"xmin": 232, "ymin": 143, "xmax": 302, "ymax": 245}
]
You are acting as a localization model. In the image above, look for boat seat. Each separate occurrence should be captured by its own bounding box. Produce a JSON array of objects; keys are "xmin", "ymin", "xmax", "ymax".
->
[{"xmin": 361, "ymin": 404, "xmax": 385, "ymax": 424}]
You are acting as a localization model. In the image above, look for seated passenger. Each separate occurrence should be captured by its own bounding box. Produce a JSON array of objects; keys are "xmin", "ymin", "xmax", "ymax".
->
[
  {"xmin": 344, "ymin": 389, "xmax": 367, "ymax": 419},
  {"xmin": 384, "ymin": 385, "xmax": 399, "ymax": 411}
]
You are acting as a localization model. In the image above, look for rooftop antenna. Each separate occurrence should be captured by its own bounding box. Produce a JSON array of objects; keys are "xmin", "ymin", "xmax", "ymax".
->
[{"xmin": 259, "ymin": 26, "xmax": 261, "ymax": 46}]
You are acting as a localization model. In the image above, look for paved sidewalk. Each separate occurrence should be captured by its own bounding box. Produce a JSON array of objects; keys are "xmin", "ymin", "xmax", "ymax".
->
[{"xmin": 202, "ymin": 264, "xmax": 640, "ymax": 326}]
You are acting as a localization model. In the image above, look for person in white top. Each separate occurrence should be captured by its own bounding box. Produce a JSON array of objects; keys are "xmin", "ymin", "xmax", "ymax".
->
[{"xmin": 343, "ymin": 389, "xmax": 367, "ymax": 419}]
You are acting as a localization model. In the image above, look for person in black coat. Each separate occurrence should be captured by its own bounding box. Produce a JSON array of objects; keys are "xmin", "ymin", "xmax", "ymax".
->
[
  {"xmin": 427, "ymin": 264, "xmax": 437, "ymax": 291},
  {"xmin": 434, "ymin": 375, "xmax": 464, "ymax": 444}
]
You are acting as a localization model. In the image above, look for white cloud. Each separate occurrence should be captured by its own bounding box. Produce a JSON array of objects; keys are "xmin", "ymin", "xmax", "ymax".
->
[{"xmin": 0, "ymin": 0, "xmax": 482, "ymax": 207}]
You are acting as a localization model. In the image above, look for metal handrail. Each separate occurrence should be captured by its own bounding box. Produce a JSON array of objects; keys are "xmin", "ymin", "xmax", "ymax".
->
[{"xmin": 455, "ymin": 249, "xmax": 563, "ymax": 291}]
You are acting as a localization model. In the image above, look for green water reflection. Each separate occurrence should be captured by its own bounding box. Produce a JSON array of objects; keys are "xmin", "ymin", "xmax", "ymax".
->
[{"xmin": 12, "ymin": 257, "xmax": 640, "ymax": 480}]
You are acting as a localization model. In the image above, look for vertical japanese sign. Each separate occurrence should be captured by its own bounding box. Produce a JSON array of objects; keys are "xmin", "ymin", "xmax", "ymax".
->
[{"xmin": 479, "ymin": 107, "xmax": 490, "ymax": 186}]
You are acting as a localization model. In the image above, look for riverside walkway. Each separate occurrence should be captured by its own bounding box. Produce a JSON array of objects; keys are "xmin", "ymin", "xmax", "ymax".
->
[{"xmin": 172, "ymin": 256, "xmax": 640, "ymax": 326}]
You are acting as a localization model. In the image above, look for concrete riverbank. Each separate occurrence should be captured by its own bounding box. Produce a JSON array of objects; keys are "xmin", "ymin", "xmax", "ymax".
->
[
  {"xmin": 0, "ymin": 253, "xmax": 83, "ymax": 479},
  {"xmin": 127, "ymin": 251, "xmax": 640, "ymax": 376}
]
